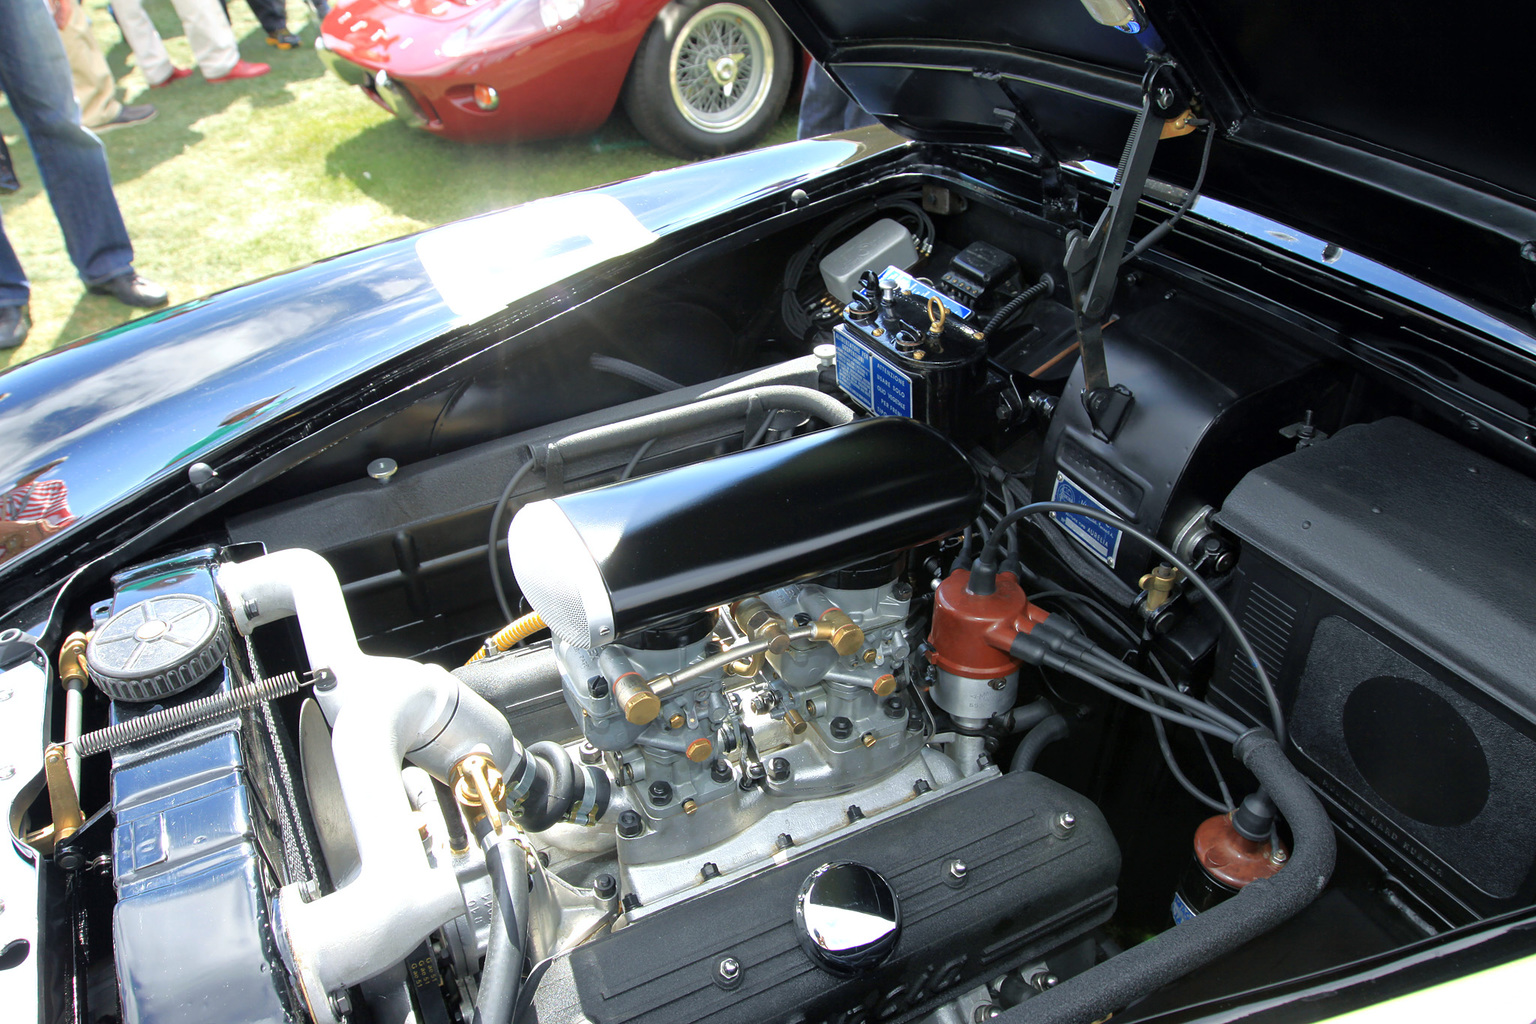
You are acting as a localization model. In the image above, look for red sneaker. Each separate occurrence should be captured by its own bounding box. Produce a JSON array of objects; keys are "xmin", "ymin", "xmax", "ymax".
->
[
  {"xmin": 151, "ymin": 66, "xmax": 193, "ymax": 87},
  {"xmin": 207, "ymin": 60, "xmax": 271, "ymax": 83}
]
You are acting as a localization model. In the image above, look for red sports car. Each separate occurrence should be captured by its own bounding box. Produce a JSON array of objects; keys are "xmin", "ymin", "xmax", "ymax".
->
[{"xmin": 316, "ymin": 0, "xmax": 798, "ymax": 156}]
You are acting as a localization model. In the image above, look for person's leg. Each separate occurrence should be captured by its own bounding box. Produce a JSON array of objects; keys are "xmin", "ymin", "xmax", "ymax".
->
[
  {"xmin": 110, "ymin": 0, "xmax": 177, "ymax": 86},
  {"xmin": 797, "ymin": 61, "xmax": 877, "ymax": 140},
  {"xmin": 169, "ymin": 0, "xmax": 241, "ymax": 79},
  {"xmin": 242, "ymin": 0, "xmax": 287, "ymax": 37},
  {"xmin": 60, "ymin": 3, "xmax": 122, "ymax": 128},
  {"xmin": 0, "ymin": 0, "xmax": 135, "ymax": 287},
  {"xmin": 0, "ymin": 210, "xmax": 32, "ymax": 312}
]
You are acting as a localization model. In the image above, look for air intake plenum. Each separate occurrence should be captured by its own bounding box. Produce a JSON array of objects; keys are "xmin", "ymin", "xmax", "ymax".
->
[{"xmin": 509, "ymin": 417, "xmax": 982, "ymax": 648}]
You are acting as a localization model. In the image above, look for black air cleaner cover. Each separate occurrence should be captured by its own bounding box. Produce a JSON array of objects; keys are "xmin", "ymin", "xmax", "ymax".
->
[{"xmin": 509, "ymin": 417, "xmax": 982, "ymax": 648}]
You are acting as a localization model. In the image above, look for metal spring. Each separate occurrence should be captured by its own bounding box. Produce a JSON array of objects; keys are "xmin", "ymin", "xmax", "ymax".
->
[{"xmin": 72, "ymin": 670, "xmax": 307, "ymax": 758}]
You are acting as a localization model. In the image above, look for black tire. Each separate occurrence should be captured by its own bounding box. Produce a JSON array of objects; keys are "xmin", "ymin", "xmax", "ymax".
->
[{"xmin": 622, "ymin": 0, "xmax": 795, "ymax": 159}]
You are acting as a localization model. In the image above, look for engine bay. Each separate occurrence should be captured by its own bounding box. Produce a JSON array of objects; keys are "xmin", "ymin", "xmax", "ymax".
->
[{"xmin": 13, "ymin": 166, "xmax": 1536, "ymax": 1024}]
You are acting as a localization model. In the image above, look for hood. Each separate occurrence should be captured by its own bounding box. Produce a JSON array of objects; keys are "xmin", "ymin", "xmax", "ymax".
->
[{"xmin": 768, "ymin": 0, "xmax": 1536, "ymax": 330}]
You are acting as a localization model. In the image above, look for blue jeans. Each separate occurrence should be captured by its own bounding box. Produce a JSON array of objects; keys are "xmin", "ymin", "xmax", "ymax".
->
[
  {"xmin": 797, "ymin": 61, "xmax": 879, "ymax": 141},
  {"xmin": 0, "ymin": 0, "xmax": 135, "ymax": 308}
]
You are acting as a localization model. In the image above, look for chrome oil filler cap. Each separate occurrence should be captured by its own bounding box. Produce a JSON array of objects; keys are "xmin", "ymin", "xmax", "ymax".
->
[{"xmin": 795, "ymin": 861, "xmax": 902, "ymax": 975}]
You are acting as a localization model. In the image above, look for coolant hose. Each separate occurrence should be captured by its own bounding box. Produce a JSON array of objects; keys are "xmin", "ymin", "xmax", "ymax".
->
[
  {"xmin": 472, "ymin": 828, "xmax": 530, "ymax": 1024},
  {"xmin": 517, "ymin": 741, "xmax": 580, "ymax": 832},
  {"xmin": 999, "ymin": 730, "xmax": 1335, "ymax": 1024},
  {"xmin": 1010, "ymin": 714, "xmax": 1070, "ymax": 773}
]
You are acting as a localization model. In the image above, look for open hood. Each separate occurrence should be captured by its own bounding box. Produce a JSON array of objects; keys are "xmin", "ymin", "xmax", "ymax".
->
[{"xmin": 769, "ymin": 0, "xmax": 1536, "ymax": 332}]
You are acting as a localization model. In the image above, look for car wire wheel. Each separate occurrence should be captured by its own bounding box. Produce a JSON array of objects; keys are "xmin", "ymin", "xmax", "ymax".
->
[{"xmin": 667, "ymin": 4, "xmax": 775, "ymax": 135}]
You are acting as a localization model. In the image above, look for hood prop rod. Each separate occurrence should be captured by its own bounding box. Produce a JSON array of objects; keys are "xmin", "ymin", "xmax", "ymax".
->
[{"xmin": 1062, "ymin": 58, "xmax": 1193, "ymax": 441}]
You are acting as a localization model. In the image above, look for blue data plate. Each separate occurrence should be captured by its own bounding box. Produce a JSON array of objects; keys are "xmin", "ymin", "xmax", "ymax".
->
[
  {"xmin": 834, "ymin": 326, "xmax": 913, "ymax": 418},
  {"xmin": 1050, "ymin": 472, "xmax": 1123, "ymax": 568}
]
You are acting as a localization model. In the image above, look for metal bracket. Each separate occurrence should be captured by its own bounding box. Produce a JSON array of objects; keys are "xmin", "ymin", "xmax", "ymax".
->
[{"xmin": 1062, "ymin": 57, "xmax": 1193, "ymax": 441}]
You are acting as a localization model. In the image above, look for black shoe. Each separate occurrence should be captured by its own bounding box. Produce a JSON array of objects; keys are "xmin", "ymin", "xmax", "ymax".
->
[
  {"xmin": 94, "ymin": 104, "xmax": 158, "ymax": 132},
  {"xmin": 87, "ymin": 272, "xmax": 169, "ymax": 309},
  {"xmin": 0, "ymin": 305, "xmax": 29, "ymax": 349},
  {"xmin": 266, "ymin": 31, "xmax": 302, "ymax": 48}
]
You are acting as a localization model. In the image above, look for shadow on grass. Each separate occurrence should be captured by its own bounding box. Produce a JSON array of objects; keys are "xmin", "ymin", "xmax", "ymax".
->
[{"xmin": 321, "ymin": 109, "xmax": 688, "ymax": 225}]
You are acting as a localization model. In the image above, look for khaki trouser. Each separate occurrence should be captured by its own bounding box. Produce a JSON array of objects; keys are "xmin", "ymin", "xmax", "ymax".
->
[
  {"xmin": 113, "ymin": 0, "xmax": 240, "ymax": 82},
  {"xmin": 59, "ymin": 3, "xmax": 121, "ymax": 128}
]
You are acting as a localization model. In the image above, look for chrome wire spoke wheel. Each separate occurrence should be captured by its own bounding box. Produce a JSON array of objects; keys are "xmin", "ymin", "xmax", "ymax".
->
[{"xmin": 668, "ymin": 3, "xmax": 775, "ymax": 134}]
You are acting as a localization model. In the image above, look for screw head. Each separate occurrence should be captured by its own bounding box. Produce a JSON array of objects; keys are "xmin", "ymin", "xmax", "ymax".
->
[
  {"xmin": 947, "ymin": 858, "xmax": 968, "ymax": 880},
  {"xmin": 974, "ymin": 1004, "xmax": 1001, "ymax": 1023},
  {"xmin": 1056, "ymin": 811, "xmax": 1077, "ymax": 832},
  {"xmin": 718, "ymin": 956, "xmax": 741, "ymax": 982},
  {"xmin": 1030, "ymin": 971, "xmax": 1060, "ymax": 991}
]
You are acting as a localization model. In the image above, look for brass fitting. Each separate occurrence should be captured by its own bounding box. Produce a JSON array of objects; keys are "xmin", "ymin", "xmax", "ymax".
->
[
  {"xmin": 685, "ymin": 738, "xmax": 714, "ymax": 763},
  {"xmin": 451, "ymin": 754, "xmax": 506, "ymax": 834},
  {"xmin": 783, "ymin": 709, "xmax": 807, "ymax": 735},
  {"xmin": 872, "ymin": 674, "xmax": 897, "ymax": 697},
  {"xmin": 43, "ymin": 744, "xmax": 83, "ymax": 846},
  {"xmin": 58, "ymin": 631, "xmax": 90, "ymax": 688},
  {"xmin": 681, "ymin": 798, "xmax": 698, "ymax": 815},
  {"xmin": 1139, "ymin": 564, "xmax": 1182, "ymax": 613},
  {"xmin": 732, "ymin": 598, "xmax": 792, "ymax": 655},
  {"xmin": 612, "ymin": 672, "xmax": 661, "ymax": 725},
  {"xmin": 862, "ymin": 649, "xmax": 878, "ymax": 664},
  {"xmin": 861, "ymin": 733, "xmax": 877, "ymax": 748},
  {"xmin": 817, "ymin": 608, "xmax": 865, "ymax": 657}
]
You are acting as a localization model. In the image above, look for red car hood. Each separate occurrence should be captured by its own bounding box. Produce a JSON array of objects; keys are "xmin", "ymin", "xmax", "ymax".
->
[{"xmin": 321, "ymin": 0, "xmax": 558, "ymax": 75}]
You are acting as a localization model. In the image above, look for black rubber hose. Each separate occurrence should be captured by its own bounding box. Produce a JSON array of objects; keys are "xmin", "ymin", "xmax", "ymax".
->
[
  {"xmin": 516, "ymin": 741, "xmax": 578, "ymax": 832},
  {"xmin": 433, "ymin": 777, "xmax": 470, "ymax": 853},
  {"xmin": 589, "ymin": 354, "xmax": 683, "ymax": 394},
  {"xmin": 984, "ymin": 274, "xmax": 1054, "ymax": 337},
  {"xmin": 1010, "ymin": 714, "xmax": 1070, "ymax": 773},
  {"xmin": 472, "ymin": 827, "xmax": 530, "ymax": 1024},
  {"xmin": 1000, "ymin": 697, "xmax": 1055, "ymax": 735},
  {"xmin": 999, "ymin": 731, "xmax": 1335, "ymax": 1024}
]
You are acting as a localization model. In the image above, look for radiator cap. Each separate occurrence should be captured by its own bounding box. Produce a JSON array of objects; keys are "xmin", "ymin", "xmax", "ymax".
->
[
  {"xmin": 795, "ymin": 861, "xmax": 901, "ymax": 975},
  {"xmin": 86, "ymin": 593, "xmax": 229, "ymax": 702}
]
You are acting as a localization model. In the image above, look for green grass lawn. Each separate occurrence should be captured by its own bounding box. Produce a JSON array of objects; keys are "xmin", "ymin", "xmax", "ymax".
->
[{"xmin": 0, "ymin": 0, "xmax": 796, "ymax": 365}]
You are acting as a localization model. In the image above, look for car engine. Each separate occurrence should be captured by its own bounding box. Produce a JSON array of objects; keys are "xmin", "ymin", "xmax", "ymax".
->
[{"xmin": 17, "ymin": 168, "xmax": 1533, "ymax": 1024}]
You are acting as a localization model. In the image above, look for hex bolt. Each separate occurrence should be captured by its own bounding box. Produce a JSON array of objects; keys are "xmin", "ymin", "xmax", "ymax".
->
[
  {"xmin": 767, "ymin": 757, "xmax": 791, "ymax": 783},
  {"xmin": 593, "ymin": 873, "xmax": 618, "ymax": 901},
  {"xmin": 710, "ymin": 758, "xmax": 733, "ymax": 784},
  {"xmin": 298, "ymin": 879, "xmax": 321, "ymax": 903},
  {"xmin": 718, "ymin": 956, "xmax": 741, "ymax": 983},
  {"xmin": 829, "ymin": 716, "xmax": 853, "ymax": 740},
  {"xmin": 846, "ymin": 804, "xmax": 865, "ymax": 823},
  {"xmin": 883, "ymin": 696, "xmax": 906, "ymax": 719},
  {"xmin": 622, "ymin": 893, "xmax": 642, "ymax": 912},
  {"xmin": 648, "ymin": 781, "xmax": 673, "ymax": 807},
  {"xmin": 775, "ymin": 833, "xmax": 794, "ymax": 851},
  {"xmin": 974, "ymin": 1004, "xmax": 1001, "ymax": 1022},
  {"xmin": 329, "ymin": 991, "xmax": 352, "ymax": 1018},
  {"xmin": 1056, "ymin": 811, "xmax": 1077, "ymax": 832},
  {"xmin": 1029, "ymin": 971, "xmax": 1060, "ymax": 992},
  {"xmin": 947, "ymin": 859, "xmax": 968, "ymax": 881},
  {"xmin": 913, "ymin": 778, "xmax": 932, "ymax": 796},
  {"xmin": 616, "ymin": 810, "xmax": 644, "ymax": 839},
  {"xmin": 701, "ymin": 862, "xmax": 720, "ymax": 880},
  {"xmin": 579, "ymin": 742, "xmax": 602, "ymax": 766},
  {"xmin": 312, "ymin": 668, "xmax": 336, "ymax": 693}
]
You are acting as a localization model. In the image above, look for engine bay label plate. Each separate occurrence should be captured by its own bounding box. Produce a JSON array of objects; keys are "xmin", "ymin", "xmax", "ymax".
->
[
  {"xmin": 1051, "ymin": 472, "xmax": 1122, "ymax": 568},
  {"xmin": 834, "ymin": 327, "xmax": 913, "ymax": 418}
]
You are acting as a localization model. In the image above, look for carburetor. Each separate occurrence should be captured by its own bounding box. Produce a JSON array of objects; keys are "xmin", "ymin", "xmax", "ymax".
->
[{"xmin": 549, "ymin": 564, "xmax": 948, "ymax": 909}]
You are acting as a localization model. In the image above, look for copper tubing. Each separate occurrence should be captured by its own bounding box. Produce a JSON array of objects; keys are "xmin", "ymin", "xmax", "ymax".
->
[{"xmin": 467, "ymin": 611, "xmax": 547, "ymax": 664}]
